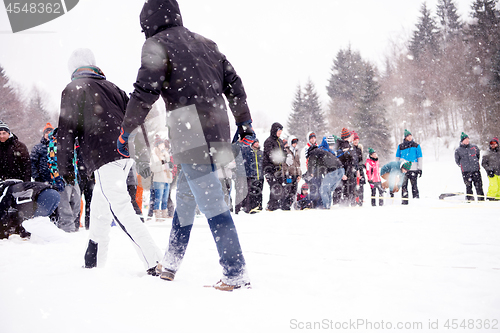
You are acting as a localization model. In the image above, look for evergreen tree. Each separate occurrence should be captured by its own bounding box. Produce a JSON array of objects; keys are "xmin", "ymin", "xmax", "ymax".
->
[
  {"xmin": 0, "ymin": 65, "xmax": 25, "ymax": 138},
  {"xmin": 326, "ymin": 46, "xmax": 365, "ymax": 130},
  {"xmin": 354, "ymin": 63, "xmax": 392, "ymax": 159},
  {"xmin": 436, "ymin": 0, "xmax": 463, "ymax": 45},
  {"xmin": 465, "ymin": 0, "xmax": 500, "ymax": 138},
  {"xmin": 409, "ymin": 2, "xmax": 441, "ymax": 60},
  {"xmin": 287, "ymin": 80, "xmax": 327, "ymax": 145}
]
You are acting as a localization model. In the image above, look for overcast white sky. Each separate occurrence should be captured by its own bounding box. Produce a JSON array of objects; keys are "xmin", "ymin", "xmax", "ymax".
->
[{"xmin": 0, "ymin": 0, "xmax": 475, "ymax": 132}]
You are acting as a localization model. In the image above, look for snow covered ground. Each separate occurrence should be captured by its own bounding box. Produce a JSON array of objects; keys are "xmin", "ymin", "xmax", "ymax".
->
[{"xmin": 1, "ymin": 142, "xmax": 499, "ymax": 333}]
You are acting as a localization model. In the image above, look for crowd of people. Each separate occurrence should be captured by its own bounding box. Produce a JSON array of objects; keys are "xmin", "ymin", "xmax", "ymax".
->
[{"xmin": 1, "ymin": 0, "xmax": 500, "ymax": 291}]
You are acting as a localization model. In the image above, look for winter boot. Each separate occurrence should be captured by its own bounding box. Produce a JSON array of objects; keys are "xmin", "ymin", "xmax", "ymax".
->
[
  {"xmin": 161, "ymin": 210, "xmax": 169, "ymax": 219},
  {"xmin": 154, "ymin": 210, "xmax": 163, "ymax": 222}
]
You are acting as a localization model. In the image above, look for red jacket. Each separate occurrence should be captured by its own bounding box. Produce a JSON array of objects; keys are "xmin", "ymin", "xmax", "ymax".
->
[{"xmin": 365, "ymin": 158, "xmax": 381, "ymax": 183}]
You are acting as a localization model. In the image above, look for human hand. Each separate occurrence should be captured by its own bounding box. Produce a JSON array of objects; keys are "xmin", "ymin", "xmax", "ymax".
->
[{"xmin": 117, "ymin": 127, "xmax": 130, "ymax": 158}]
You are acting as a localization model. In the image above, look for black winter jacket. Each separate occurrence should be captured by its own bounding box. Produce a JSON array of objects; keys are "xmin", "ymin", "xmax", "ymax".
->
[
  {"xmin": 482, "ymin": 146, "xmax": 500, "ymax": 176},
  {"xmin": 336, "ymin": 139, "xmax": 356, "ymax": 176},
  {"xmin": 455, "ymin": 143, "xmax": 480, "ymax": 173},
  {"xmin": 306, "ymin": 146, "xmax": 343, "ymax": 178},
  {"xmin": 263, "ymin": 123, "xmax": 286, "ymax": 178},
  {"xmin": 30, "ymin": 137, "xmax": 51, "ymax": 183},
  {"xmin": 58, "ymin": 70, "xmax": 130, "ymax": 180},
  {"xmin": 0, "ymin": 134, "xmax": 31, "ymax": 182},
  {"xmin": 121, "ymin": 0, "xmax": 251, "ymax": 165}
]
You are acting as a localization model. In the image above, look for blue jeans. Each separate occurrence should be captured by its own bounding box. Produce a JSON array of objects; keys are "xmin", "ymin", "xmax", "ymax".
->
[
  {"xmin": 34, "ymin": 189, "xmax": 60, "ymax": 217},
  {"xmin": 162, "ymin": 164, "xmax": 248, "ymax": 285},
  {"xmin": 321, "ymin": 168, "xmax": 345, "ymax": 209},
  {"xmin": 153, "ymin": 182, "xmax": 170, "ymax": 210}
]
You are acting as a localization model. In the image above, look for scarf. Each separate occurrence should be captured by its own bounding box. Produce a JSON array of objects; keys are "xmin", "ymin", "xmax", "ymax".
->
[{"xmin": 71, "ymin": 66, "xmax": 106, "ymax": 81}]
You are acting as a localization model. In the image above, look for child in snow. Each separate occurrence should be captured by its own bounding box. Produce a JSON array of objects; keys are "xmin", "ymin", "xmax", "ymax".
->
[
  {"xmin": 295, "ymin": 183, "xmax": 314, "ymax": 210},
  {"xmin": 380, "ymin": 160, "xmax": 412, "ymax": 195},
  {"xmin": 0, "ymin": 180, "xmax": 60, "ymax": 239},
  {"xmin": 481, "ymin": 137, "xmax": 500, "ymax": 200},
  {"xmin": 365, "ymin": 148, "xmax": 384, "ymax": 206}
]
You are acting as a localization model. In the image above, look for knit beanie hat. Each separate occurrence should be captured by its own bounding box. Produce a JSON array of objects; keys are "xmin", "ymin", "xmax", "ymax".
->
[
  {"xmin": 460, "ymin": 132, "xmax": 469, "ymax": 142},
  {"xmin": 43, "ymin": 122, "xmax": 54, "ymax": 135},
  {"xmin": 301, "ymin": 183, "xmax": 309, "ymax": 191},
  {"xmin": 490, "ymin": 137, "xmax": 499, "ymax": 145},
  {"xmin": 401, "ymin": 161, "xmax": 412, "ymax": 171},
  {"xmin": 68, "ymin": 48, "xmax": 96, "ymax": 74},
  {"xmin": 308, "ymin": 131, "xmax": 316, "ymax": 140},
  {"xmin": 404, "ymin": 129, "xmax": 411, "ymax": 138},
  {"xmin": 368, "ymin": 147, "xmax": 375, "ymax": 155},
  {"xmin": 341, "ymin": 127, "xmax": 350, "ymax": 140},
  {"xmin": 352, "ymin": 131, "xmax": 359, "ymax": 140},
  {"xmin": 0, "ymin": 120, "xmax": 10, "ymax": 134},
  {"xmin": 154, "ymin": 135, "xmax": 163, "ymax": 147}
]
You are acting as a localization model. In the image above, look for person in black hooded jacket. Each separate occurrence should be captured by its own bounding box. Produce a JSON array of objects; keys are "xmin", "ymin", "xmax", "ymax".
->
[
  {"xmin": 58, "ymin": 48, "xmax": 162, "ymax": 274},
  {"xmin": 263, "ymin": 122, "xmax": 286, "ymax": 211},
  {"xmin": 0, "ymin": 120, "xmax": 31, "ymax": 182},
  {"xmin": 119, "ymin": 0, "xmax": 252, "ymax": 291}
]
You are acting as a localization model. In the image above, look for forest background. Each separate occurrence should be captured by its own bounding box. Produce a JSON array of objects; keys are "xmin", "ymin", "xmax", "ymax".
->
[{"xmin": 1, "ymin": 0, "xmax": 499, "ymax": 161}]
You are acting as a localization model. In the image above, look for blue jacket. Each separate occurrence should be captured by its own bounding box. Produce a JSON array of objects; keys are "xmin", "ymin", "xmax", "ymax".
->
[
  {"xmin": 30, "ymin": 137, "xmax": 51, "ymax": 183},
  {"xmin": 380, "ymin": 161, "xmax": 406, "ymax": 190},
  {"xmin": 396, "ymin": 140, "xmax": 422, "ymax": 171}
]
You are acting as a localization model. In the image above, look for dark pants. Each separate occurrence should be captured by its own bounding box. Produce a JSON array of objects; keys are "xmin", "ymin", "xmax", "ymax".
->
[
  {"xmin": 266, "ymin": 174, "xmax": 284, "ymax": 211},
  {"xmin": 370, "ymin": 182, "xmax": 384, "ymax": 206},
  {"xmin": 35, "ymin": 189, "xmax": 61, "ymax": 217},
  {"xmin": 79, "ymin": 174, "xmax": 95, "ymax": 230},
  {"xmin": 127, "ymin": 185, "xmax": 143, "ymax": 221},
  {"xmin": 234, "ymin": 176, "xmax": 248, "ymax": 214},
  {"xmin": 341, "ymin": 175, "xmax": 356, "ymax": 207},
  {"xmin": 282, "ymin": 175, "xmax": 299, "ymax": 210},
  {"xmin": 306, "ymin": 177, "xmax": 323, "ymax": 208},
  {"xmin": 462, "ymin": 171, "xmax": 484, "ymax": 201},
  {"xmin": 246, "ymin": 178, "xmax": 264, "ymax": 212},
  {"xmin": 402, "ymin": 171, "xmax": 419, "ymax": 205}
]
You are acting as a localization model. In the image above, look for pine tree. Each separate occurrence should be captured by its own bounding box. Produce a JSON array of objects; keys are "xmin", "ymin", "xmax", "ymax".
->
[
  {"xmin": 354, "ymin": 63, "xmax": 392, "ymax": 159},
  {"xmin": 0, "ymin": 65, "xmax": 25, "ymax": 138},
  {"xmin": 409, "ymin": 2, "xmax": 441, "ymax": 60},
  {"xmin": 465, "ymin": 0, "xmax": 500, "ymax": 138},
  {"xmin": 326, "ymin": 46, "xmax": 365, "ymax": 131},
  {"xmin": 287, "ymin": 80, "xmax": 327, "ymax": 145},
  {"xmin": 436, "ymin": 0, "xmax": 463, "ymax": 45}
]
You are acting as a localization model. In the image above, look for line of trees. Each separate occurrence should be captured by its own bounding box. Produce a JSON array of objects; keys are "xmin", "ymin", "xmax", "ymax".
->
[
  {"xmin": 0, "ymin": 65, "xmax": 57, "ymax": 151},
  {"xmin": 287, "ymin": 0, "xmax": 500, "ymax": 159}
]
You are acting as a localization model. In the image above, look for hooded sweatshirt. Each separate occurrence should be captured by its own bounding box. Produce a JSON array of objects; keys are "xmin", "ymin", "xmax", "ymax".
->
[
  {"xmin": 121, "ymin": 0, "xmax": 251, "ymax": 165},
  {"xmin": 263, "ymin": 123, "xmax": 285, "ymax": 177}
]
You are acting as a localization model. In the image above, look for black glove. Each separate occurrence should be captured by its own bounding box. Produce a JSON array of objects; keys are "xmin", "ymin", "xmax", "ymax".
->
[
  {"xmin": 236, "ymin": 120, "xmax": 255, "ymax": 141},
  {"xmin": 417, "ymin": 170, "xmax": 422, "ymax": 178},
  {"xmin": 487, "ymin": 170, "xmax": 495, "ymax": 178},
  {"xmin": 136, "ymin": 161, "xmax": 151, "ymax": 178}
]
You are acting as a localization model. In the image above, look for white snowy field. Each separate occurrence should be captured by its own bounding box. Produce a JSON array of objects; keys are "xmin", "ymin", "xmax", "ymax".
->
[{"xmin": 1, "ymin": 144, "xmax": 500, "ymax": 333}]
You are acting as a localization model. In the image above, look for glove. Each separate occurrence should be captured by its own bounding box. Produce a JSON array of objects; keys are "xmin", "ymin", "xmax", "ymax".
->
[
  {"xmin": 370, "ymin": 183, "xmax": 374, "ymax": 189},
  {"xmin": 136, "ymin": 161, "xmax": 151, "ymax": 178},
  {"xmin": 417, "ymin": 170, "xmax": 422, "ymax": 178},
  {"xmin": 236, "ymin": 120, "xmax": 255, "ymax": 141},
  {"xmin": 117, "ymin": 127, "xmax": 130, "ymax": 158},
  {"xmin": 487, "ymin": 170, "xmax": 495, "ymax": 178},
  {"xmin": 54, "ymin": 176, "xmax": 66, "ymax": 192}
]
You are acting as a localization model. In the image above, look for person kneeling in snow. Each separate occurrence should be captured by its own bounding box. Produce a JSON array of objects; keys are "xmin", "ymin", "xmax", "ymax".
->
[
  {"xmin": 0, "ymin": 180, "xmax": 60, "ymax": 239},
  {"xmin": 380, "ymin": 161, "xmax": 412, "ymax": 196}
]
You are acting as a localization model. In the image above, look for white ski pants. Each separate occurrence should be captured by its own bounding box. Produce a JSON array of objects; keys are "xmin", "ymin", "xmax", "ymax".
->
[{"xmin": 89, "ymin": 159, "xmax": 161, "ymax": 269}]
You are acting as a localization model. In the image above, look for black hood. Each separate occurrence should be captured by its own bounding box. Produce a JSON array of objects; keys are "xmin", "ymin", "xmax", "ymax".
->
[
  {"xmin": 270, "ymin": 122, "xmax": 283, "ymax": 138},
  {"xmin": 140, "ymin": 0, "xmax": 183, "ymax": 39}
]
